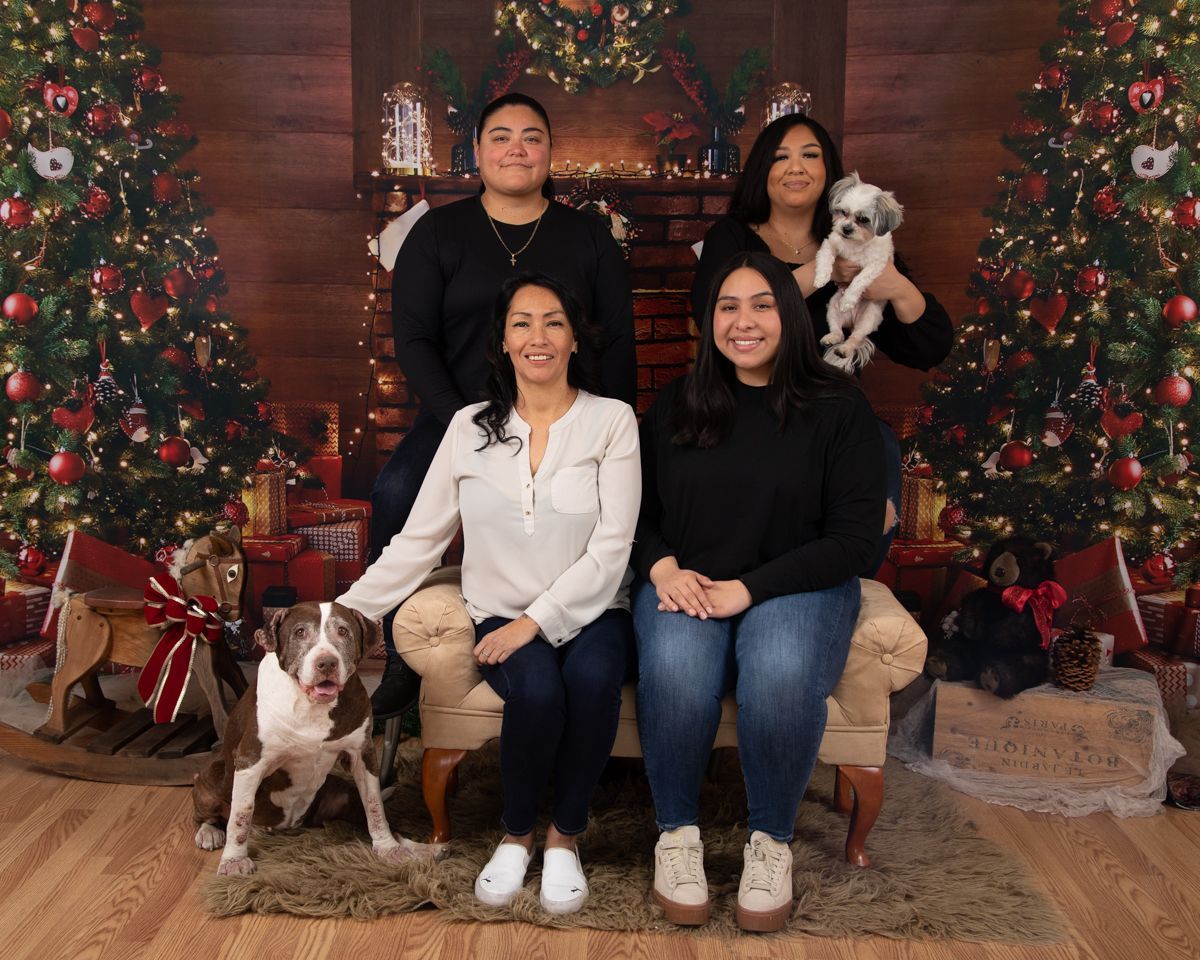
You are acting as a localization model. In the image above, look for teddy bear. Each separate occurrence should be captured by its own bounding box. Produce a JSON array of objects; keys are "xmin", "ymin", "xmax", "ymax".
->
[{"xmin": 925, "ymin": 536, "xmax": 1066, "ymax": 699}]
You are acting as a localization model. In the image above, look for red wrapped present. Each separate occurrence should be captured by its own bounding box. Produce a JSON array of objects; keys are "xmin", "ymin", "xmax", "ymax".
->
[
  {"xmin": 246, "ymin": 548, "xmax": 336, "ymax": 624},
  {"xmin": 7, "ymin": 582, "xmax": 49, "ymax": 640},
  {"xmin": 899, "ymin": 475, "xmax": 946, "ymax": 541},
  {"xmin": 275, "ymin": 400, "xmax": 339, "ymax": 456},
  {"xmin": 0, "ymin": 636, "xmax": 55, "ymax": 671},
  {"xmin": 1054, "ymin": 537, "xmax": 1148, "ymax": 656},
  {"xmin": 335, "ymin": 559, "xmax": 367, "ymax": 594},
  {"xmin": 1119, "ymin": 647, "xmax": 1190, "ymax": 719},
  {"xmin": 242, "ymin": 533, "xmax": 307, "ymax": 563},
  {"xmin": 885, "ymin": 538, "xmax": 964, "ymax": 569},
  {"xmin": 287, "ymin": 499, "xmax": 371, "ymax": 528},
  {"xmin": 0, "ymin": 592, "xmax": 25, "ymax": 645},
  {"xmin": 41, "ymin": 530, "xmax": 161, "ymax": 640},
  {"xmin": 19, "ymin": 560, "xmax": 59, "ymax": 588},
  {"xmin": 293, "ymin": 519, "xmax": 368, "ymax": 565},
  {"xmin": 243, "ymin": 473, "xmax": 287, "ymax": 536},
  {"xmin": 1136, "ymin": 591, "xmax": 1187, "ymax": 648},
  {"xmin": 307, "ymin": 456, "xmax": 343, "ymax": 500},
  {"xmin": 1128, "ymin": 570, "xmax": 1169, "ymax": 596}
]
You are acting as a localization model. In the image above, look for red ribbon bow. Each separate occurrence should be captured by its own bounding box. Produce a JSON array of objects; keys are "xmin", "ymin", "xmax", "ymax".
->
[
  {"xmin": 1001, "ymin": 580, "xmax": 1068, "ymax": 650},
  {"xmin": 137, "ymin": 575, "xmax": 224, "ymax": 723}
]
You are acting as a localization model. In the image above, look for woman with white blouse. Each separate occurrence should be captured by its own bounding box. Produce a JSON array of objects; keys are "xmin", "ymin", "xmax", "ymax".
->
[{"xmin": 337, "ymin": 272, "xmax": 640, "ymax": 916}]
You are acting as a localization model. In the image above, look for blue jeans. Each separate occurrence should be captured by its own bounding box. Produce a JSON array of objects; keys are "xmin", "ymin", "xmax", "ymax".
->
[
  {"xmin": 476, "ymin": 609, "xmax": 633, "ymax": 836},
  {"xmin": 872, "ymin": 418, "xmax": 901, "ymax": 577},
  {"xmin": 369, "ymin": 409, "xmax": 448, "ymax": 654},
  {"xmin": 634, "ymin": 577, "xmax": 860, "ymax": 842}
]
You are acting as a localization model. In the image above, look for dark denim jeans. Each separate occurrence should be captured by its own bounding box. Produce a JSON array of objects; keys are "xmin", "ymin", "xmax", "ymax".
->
[
  {"xmin": 873, "ymin": 418, "xmax": 901, "ymax": 577},
  {"xmin": 633, "ymin": 577, "xmax": 860, "ymax": 842},
  {"xmin": 369, "ymin": 409, "xmax": 448, "ymax": 654},
  {"xmin": 475, "ymin": 609, "xmax": 633, "ymax": 837}
]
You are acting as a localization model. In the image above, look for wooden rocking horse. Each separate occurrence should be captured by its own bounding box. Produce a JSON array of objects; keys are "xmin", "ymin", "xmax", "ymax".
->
[{"xmin": 34, "ymin": 528, "xmax": 248, "ymax": 745}]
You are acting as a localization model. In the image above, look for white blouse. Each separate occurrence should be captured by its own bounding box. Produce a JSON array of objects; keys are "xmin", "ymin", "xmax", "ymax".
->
[{"xmin": 336, "ymin": 391, "xmax": 640, "ymax": 646}]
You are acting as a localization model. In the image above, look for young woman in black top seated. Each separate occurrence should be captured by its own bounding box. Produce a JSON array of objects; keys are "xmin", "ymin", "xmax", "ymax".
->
[
  {"xmin": 691, "ymin": 114, "xmax": 953, "ymax": 572},
  {"xmin": 635, "ymin": 252, "xmax": 883, "ymax": 932},
  {"xmin": 370, "ymin": 93, "xmax": 636, "ymax": 718}
]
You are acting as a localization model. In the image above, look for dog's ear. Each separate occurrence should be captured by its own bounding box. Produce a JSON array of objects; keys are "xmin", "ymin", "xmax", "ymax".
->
[
  {"xmin": 870, "ymin": 190, "xmax": 904, "ymax": 236},
  {"xmin": 827, "ymin": 172, "xmax": 860, "ymax": 210},
  {"xmin": 349, "ymin": 607, "xmax": 383, "ymax": 663},
  {"xmin": 254, "ymin": 607, "xmax": 288, "ymax": 653}
]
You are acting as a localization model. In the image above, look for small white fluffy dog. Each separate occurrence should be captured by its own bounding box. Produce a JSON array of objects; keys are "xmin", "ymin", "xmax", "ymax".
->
[{"xmin": 813, "ymin": 172, "xmax": 905, "ymax": 373}]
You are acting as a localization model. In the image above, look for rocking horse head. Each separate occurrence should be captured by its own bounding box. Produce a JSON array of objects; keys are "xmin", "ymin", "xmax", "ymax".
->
[{"xmin": 172, "ymin": 525, "xmax": 245, "ymax": 621}]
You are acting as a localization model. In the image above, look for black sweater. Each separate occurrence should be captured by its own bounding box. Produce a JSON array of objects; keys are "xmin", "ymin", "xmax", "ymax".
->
[
  {"xmin": 633, "ymin": 376, "xmax": 886, "ymax": 603},
  {"xmin": 392, "ymin": 196, "xmax": 636, "ymax": 424},
  {"xmin": 691, "ymin": 217, "xmax": 953, "ymax": 371}
]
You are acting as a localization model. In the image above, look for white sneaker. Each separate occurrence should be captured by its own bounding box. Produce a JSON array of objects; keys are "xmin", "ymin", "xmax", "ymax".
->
[
  {"xmin": 539, "ymin": 846, "xmax": 589, "ymax": 915},
  {"xmin": 652, "ymin": 825, "xmax": 710, "ymax": 925},
  {"xmin": 474, "ymin": 842, "xmax": 532, "ymax": 907},
  {"xmin": 736, "ymin": 831, "xmax": 793, "ymax": 932}
]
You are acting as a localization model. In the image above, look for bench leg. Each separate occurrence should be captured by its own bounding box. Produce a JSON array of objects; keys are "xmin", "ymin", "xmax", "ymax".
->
[
  {"xmin": 421, "ymin": 747, "xmax": 468, "ymax": 844},
  {"xmin": 837, "ymin": 764, "xmax": 883, "ymax": 868}
]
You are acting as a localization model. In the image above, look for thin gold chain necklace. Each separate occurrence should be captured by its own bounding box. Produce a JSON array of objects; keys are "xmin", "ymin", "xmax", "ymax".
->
[
  {"xmin": 763, "ymin": 221, "xmax": 816, "ymax": 261},
  {"xmin": 486, "ymin": 202, "xmax": 547, "ymax": 267}
]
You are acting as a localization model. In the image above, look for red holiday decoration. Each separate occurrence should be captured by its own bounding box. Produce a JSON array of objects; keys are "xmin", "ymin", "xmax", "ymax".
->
[
  {"xmin": 51, "ymin": 384, "xmax": 96, "ymax": 435},
  {"xmin": 1163, "ymin": 294, "xmax": 1198, "ymax": 328},
  {"xmin": 71, "ymin": 26, "xmax": 100, "ymax": 52},
  {"xmin": 1, "ymin": 196, "xmax": 34, "ymax": 228},
  {"xmin": 938, "ymin": 503, "xmax": 967, "ymax": 537},
  {"xmin": 1087, "ymin": 0, "xmax": 1123, "ymax": 27},
  {"xmin": 82, "ymin": 1, "xmax": 117, "ymax": 31},
  {"xmin": 151, "ymin": 171, "xmax": 182, "ymax": 204},
  {"xmin": 944, "ymin": 424, "xmax": 967, "ymax": 446},
  {"xmin": 157, "ymin": 436, "xmax": 191, "ymax": 468},
  {"xmin": 42, "ymin": 82, "xmax": 79, "ymax": 117},
  {"xmin": 1142, "ymin": 553, "xmax": 1177, "ymax": 587},
  {"xmin": 5, "ymin": 369, "xmax": 41, "ymax": 403},
  {"xmin": 999, "ymin": 269, "xmax": 1035, "ymax": 301},
  {"xmin": 1007, "ymin": 115, "xmax": 1045, "ymax": 138},
  {"xmin": 3, "ymin": 291, "xmax": 38, "ymax": 326},
  {"xmin": 1074, "ymin": 265, "xmax": 1108, "ymax": 296},
  {"xmin": 1105, "ymin": 20, "xmax": 1136, "ymax": 46},
  {"xmin": 134, "ymin": 66, "xmax": 164, "ymax": 93},
  {"xmin": 1161, "ymin": 451, "xmax": 1195, "ymax": 487},
  {"xmin": 162, "ymin": 266, "xmax": 196, "ymax": 300},
  {"xmin": 1016, "ymin": 172, "xmax": 1049, "ymax": 204},
  {"xmin": 225, "ymin": 420, "xmax": 246, "ymax": 443},
  {"xmin": 1041, "ymin": 402, "xmax": 1074, "ymax": 447},
  {"xmin": 977, "ymin": 261, "xmax": 1004, "ymax": 287},
  {"xmin": 17, "ymin": 544, "xmax": 47, "ymax": 576},
  {"xmin": 999, "ymin": 440, "xmax": 1033, "ymax": 470},
  {"xmin": 155, "ymin": 118, "xmax": 193, "ymax": 139},
  {"xmin": 119, "ymin": 398, "xmax": 150, "ymax": 442},
  {"xmin": 1039, "ymin": 63, "xmax": 1068, "ymax": 89},
  {"xmin": 986, "ymin": 403, "xmax": 1014, "ymax": 425},
  {"xmin": 1093, "ymin": 184, "xmax": 1123, "ymax": 219},
  {"xmin": 77, "ymin": 185, "xmax": 112, "ymax": 219},
  {"xmin": 591, "ymin": 3, "xmax": 603, "ymax": 14},
  {"xmin": 1085, "ymin": 99, "xmax": 1120, "ymax": 133},
  {"xmin": 49, "ymin": 450, "xmax": 87, "ymax": 485},
  {"xmin": 1005, "ymin": 348, "xmax": 1036, "ymax": 376},
  {"xmin": 130, "ymin": 288, "xmax": 168, "ymax": 330},
  {"xmin": 160, "ymin": 345, "xmax": 191, "ymax": 371},
  {"xmin": 1173, "ymin": 196, "xmax": 1200, "ymax": 229},
  {"xmin": 1108, "ymin": 456, "xmax": 1143, "ymax": 490},
  {"xmin": 1153, "ymin": 373, "xmax": 1192, "ymax": 407},
  {"xmin": 0, "ymin": 108, "xmax": 11, "ymax": 139},
  {"xmin": 91, "ymin": 263, "xmax": 124, "ymax": 293},
  {"xmin": 222, "ymin": 501, "xmax": 250, "ymax": 527},
  {"xmin": 577, "ymin": 28, "xmax": 589, "ymax": 41},
  {"xmin": 917, "ymin": 404, "xmax": 935, "ymax": 427},
  {"xmin": 83, "ymin": 101, "xmax": 120, "ymax": 135},
  {"xmin": 1029, "ymin": 293, "xmax": 1067, "ymax": 333},
  {"xmin": 1100, "ymin": 391, "xmax": 1143, "ymax": 439},
  {"xmin": 1128, "ymin": 77, "xmax": 1164, "ymax": 114}
]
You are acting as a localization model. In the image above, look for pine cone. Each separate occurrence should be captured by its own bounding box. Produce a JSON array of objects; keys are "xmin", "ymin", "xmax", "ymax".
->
[{"xmin": 1051, "ymin": 626, "xmax": 1102, "ymax": 691}]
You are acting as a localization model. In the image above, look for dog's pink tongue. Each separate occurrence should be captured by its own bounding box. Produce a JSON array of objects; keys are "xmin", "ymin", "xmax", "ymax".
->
[{"xmin": 315, "ymin": 680, "xmax": 338, "ymax": 694}]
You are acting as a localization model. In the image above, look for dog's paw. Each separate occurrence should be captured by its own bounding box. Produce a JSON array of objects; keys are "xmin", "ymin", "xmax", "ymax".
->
[
  {"xmin": 835, "ymin": 342, "xmax": 855, "ymax": 358},
  {"xmin": 820, "ymin": 331, "xmax": 844, "ymax": 346},
  {"xmin": 822, "ymin": 348, "xmax": 856, "ymax": 372},
  {"xmin": 374, "ymin": 836, "xmax": 449, "ymax": 864},
  {"xmin": 194, "ymin": 823, "xmax": 226, "ymax": 851},
  {"xmin": 217, "ymin": 856, "xmax": 256, "ymax": 876}
]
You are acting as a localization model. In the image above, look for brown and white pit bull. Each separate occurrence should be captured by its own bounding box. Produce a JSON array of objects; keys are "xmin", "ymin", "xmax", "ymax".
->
[{"xmin": 192, "ymin": 601, "xmax": 441, "ymax": 874}]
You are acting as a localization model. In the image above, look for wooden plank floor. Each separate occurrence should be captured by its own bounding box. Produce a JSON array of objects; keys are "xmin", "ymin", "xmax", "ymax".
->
[{"xmin": 0, "ymin": 753, "xmax": 1196, "ymax": 960}]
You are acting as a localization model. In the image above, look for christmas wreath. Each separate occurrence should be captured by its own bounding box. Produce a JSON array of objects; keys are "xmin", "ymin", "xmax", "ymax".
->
[
  {"xmin": 558, "ymin": 186, "xmax": 638, "ymax": 258},
  {"xmin": 662, "ymin": 30, "xmax": 767, "ymax": 136},
  {"xmin": 496, "ymin": 0, "xmax": 690, "ymax": 94}
]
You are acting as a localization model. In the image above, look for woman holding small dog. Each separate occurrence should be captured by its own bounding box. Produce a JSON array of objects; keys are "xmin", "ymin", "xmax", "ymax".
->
[
  {"xmin": 635, "ymin": 251, "xmax": 884, "ymax": 932},
  {"xmin": 339, "ymin": 272, "xmax": 639, "ymax": 916},
  {"xmin": 691, "ymin": 113, "xmax": 952, "ymax": 570}
]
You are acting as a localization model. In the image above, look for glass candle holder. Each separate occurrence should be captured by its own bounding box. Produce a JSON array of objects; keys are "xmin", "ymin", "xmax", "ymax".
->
[{"xmin": 382, "ymin": 82, "xmax": 433, "ymax": 174}]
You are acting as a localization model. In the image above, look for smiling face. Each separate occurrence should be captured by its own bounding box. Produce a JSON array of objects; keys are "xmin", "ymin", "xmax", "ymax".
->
[
  {"xmin": 712, "ymin": 267, "xmax": 782, "ymax": 386},
  {"xmin": 259, "ymin": 602, "xmax": 378, "ymax": 705},
  {"xmin": 765, "ymin": 124, "xmax": 827, "ymax": 216},
  {"xmin": 475, "ymin": 104, "xmax": 551, "ymax": 200},
  {"xmin": 504, "ymin": 283, "xmax": 577, "ymax": 393}
]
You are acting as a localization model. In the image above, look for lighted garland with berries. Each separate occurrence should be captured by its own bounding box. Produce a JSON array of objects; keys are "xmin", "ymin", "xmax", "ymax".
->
[
  {"xmin": 495, "ymin": 0, "xmax": 690, "ymax": 94},
  {"xmin": 558, "ymin": 185, "xmax": 638, "ymax": 258}
]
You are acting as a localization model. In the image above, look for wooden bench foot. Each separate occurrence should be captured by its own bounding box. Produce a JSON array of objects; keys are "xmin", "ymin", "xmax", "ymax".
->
[
  {"xmin": 836, "ymin": 764, "xmax": 883, "ymax": 867},
  {"xmin": 421, "ymin": 747, "xmax": 468, "ymax": 844}
]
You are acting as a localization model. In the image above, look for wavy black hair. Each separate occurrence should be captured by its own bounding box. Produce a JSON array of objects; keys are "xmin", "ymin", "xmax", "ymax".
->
[
  {"xmin": 672, "ymin": 251, "xmax": 857, "ymax": 448},
  {"xmin": 475, "ymin": 92, "xmax": 555, "ymax": 200},
  {"xmin": 729, "ymin": 113, "xmax": 844, "ymax": 242},
  {"xmin": 473, "ymin": 272, "xmax": 601, "ymax": 451}
]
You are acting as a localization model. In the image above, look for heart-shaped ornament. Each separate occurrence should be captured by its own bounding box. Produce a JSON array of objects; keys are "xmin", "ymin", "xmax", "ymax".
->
[
  {"xmin": 71, "ymin": 26, "xmax": 100, "ymax": 52},
  {"xmin": 1132, "ymin": 142, "xmax": 1179, "ymax": 180},
  {"xmin": 1105, "ymin": 21, "xmax": 1136, "ymax": 46},
  {"xmin": 1128, "ymin": 78, "xmax": 1164, "ymax": 114},
  {"xmin": 1029, "ymin": 293, "xmax": 1067, "ymax": 333},
  {"xmin": 26, "ymin": 144, "xmax": 74, "ymax": 181},
  {"xmin": 130, "ymin": 288, "xmax": 168, "ymax": 330},
  {"xmin": 1100, "ymin": 404, "xmax": 1144, "ymax": 440},
  {"xmin": 42, "ymin": 82, "xmax": 79, "ymax": 117}
]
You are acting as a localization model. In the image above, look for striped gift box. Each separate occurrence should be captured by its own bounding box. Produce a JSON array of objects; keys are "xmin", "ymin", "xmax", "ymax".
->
[{"xmin": 0, "ymin": 637, "xmax": 55, "ymax": 671}]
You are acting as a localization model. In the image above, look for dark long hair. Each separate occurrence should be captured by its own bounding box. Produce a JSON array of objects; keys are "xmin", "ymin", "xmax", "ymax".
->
[
  {"xmin": 729, "ymin": 114, "xmax": 844, "ymax": 242},
  {"xmin": 672, "ymin": 251, "xmax": 856, "ymax": 448},
  {"xmin": 473, "ymin": 272, "xmax": 601, "ymax": 451},
  {"xmin": 475, "ymin": 92, "xmax": 555, "ymax": 200}
]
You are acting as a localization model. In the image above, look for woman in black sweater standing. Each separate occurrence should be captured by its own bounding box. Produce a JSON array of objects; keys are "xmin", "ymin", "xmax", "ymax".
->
[
  {"xmin": 636, "ymin": 252, "xmax": 883, "ymax": 932},
  {"xmin": 370, "ymin": 93, "xmax": 636, "ymax": 717},
  {"xmin": 691, "ymin": 114, "xmax": 953, "ymax": 572}
]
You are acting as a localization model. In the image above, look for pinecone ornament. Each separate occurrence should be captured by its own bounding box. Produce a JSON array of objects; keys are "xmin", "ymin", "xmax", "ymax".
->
[
  {"xmin": 1051, "ymin": 626, "xmax": 1102, "ymax": 691},
  {"xmin": 94, "ymin": 357, "xmax": 120, "ymax": 404},
  {"xmin": 1075, "ymin": 362, "xmax": 1104, "ymax": 409}
]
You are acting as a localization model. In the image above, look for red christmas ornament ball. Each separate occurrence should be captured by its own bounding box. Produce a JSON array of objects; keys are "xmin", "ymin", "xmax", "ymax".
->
[
  {"xmin": 225, "ymin": 420, "xmax": 246, "ymax": 443},
  {"xmin": 5, "ymin": 369, "xmax": 41, "ymax": 402},
  {"xmin": 91, "ymin": 263, "xmax": 124, "ymax": 293},
  {"xmin": 134, "ymin": 66, "xmax": 164, "ymax": 93},
  {"xmin": 1074, "ymin": 265, "xmax": 1108, "ymax": 296},
  {"xmin": 1087, "ymin": 0, "xmax": 1123, "ymax": 27},
  {"xmin": 1163, "ymin": 294, "xmax": 1198, "ymax": 328},
  {"xmin": 157, "ymin": 436, "xmax": 192, "ymax": 468},
  {"xmin": 999, "ymin": 440, "xmax": 1033, "ymax": 471},
  {"xmin": 577, "ymin": 27, "xmax": 589, "ymax": 41},
  {"xmin": 945, "ymin": 424, "xmax": 967, "ymax": 446},
  {"xmin": 160, "ymin": 345, "xmax": 191, "ymax": 370},
  {"xmin": 591, "ymin": 2, "xmax": 603, "ymax": 14},
  {"xmin": 3, "ymin": 292, "xmax": 38, "ymax": 326},
  {"xmin": 82, "ymin": 1, "xmax": 117, "ymax": 31},
  {"xmin": 938, "ymin": 503, "xmax": 967, "ymax": 537},
  {"xmin": 255, "ymin": 400, "xmax": 275, "ymax": 424},
  {"xmin": 1108, "ymin": 456, "xmax": 1143, "ymax": 490},
  {"xmin": 77, "ymin": 185, "xmax": 112, "ymax": 220},
  {"xmin": 151, "ymin": 171, "xmax": 181, "ymax": 204},
  {"xmin": 16, "ymin": 544, "xmax": 46, "ymax": 576},
  {"xmin": 1039, "ymin": 63, "xmax": 1068, "ymax": 89},
  {"xmin": 1, "ymin": 196, "xmax": 34, "ymax": 228},
  {"xmin": 48, "ymin": 450, "xmax": 87, "ymax": 485},
  {"xmin": 1016, "ymin": 172, "xmax": 1049, "ymax": 204},
  {"xmin": 1085, "ymin": 99, "xmax": 1120, "ymax": 133},
  {"xmin": 83, "ymin": 101, "xmax": 119, "ymax": 135},
  {"xmin": 1093, "ymin": 185, "xmax": 1123, "ymax": 220},
  {"xmin": 1154, "ymin": 373, "xmax": 1193, "ymax": 407},
  {"xmin": 222, "ymin": 500, "xmax": 250, "ymax": 527},
  {"xmin": 1142, "ymin": 552, "xmax": 1177, "ymax": 587},
  {"xmin": 163, "ymin": 266, "xmax": 196, "ymax": 300},
  {"xmin": 1105, "ymin": 20, "xmax": 1136, "ymax": 46},
  {"xmin": 254, "ymin": 457, "xmax": 276, "ymax": 473},
  {"xmin": 0, "ymin": 108, "xmax": 11, "ymax": 139},
  {"xmin": 1173, "ymin": 196, "xmax": 1200, "ymax": 229},
  {"xmin": 1005, "ymin": 348, "xmax": 1037, "ymax": 376},
  {"xmin": 1000, "ymin": 269, "xmax": 1035, "ymax": 301}
]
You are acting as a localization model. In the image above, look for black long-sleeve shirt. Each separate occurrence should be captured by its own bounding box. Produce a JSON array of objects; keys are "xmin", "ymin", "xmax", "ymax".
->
[
  {"xmin": 691, "ymin": 217, "xmax": 953, "ymax": 371},
  {"xmin": 633, "ymin": 376, "xmax": 885, "ymax": 603},
  {"xmin": 391, "ymin": 195, "xmax": 636, "ymax": 423}
]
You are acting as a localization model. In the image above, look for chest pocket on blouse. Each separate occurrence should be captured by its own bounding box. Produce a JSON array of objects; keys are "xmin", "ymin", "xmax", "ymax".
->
[{"xmin": 551, "ymin": 465, "xmax": 599, "ymax": 514}]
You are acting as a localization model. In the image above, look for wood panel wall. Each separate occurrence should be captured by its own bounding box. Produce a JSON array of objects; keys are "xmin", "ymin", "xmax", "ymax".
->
[{"xmin": 141, "ymin": 0, "xmax": 1059, "ymax": 496}]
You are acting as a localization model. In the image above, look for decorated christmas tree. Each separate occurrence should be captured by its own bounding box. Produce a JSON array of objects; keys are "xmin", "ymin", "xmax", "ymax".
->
[
  {"xmin": 921, "ymin": 0, "xmax": 1200, "ymax": 583},
  {"xmin": 0, "ymin": 1, "xmax": 271, "ymax": 568}
]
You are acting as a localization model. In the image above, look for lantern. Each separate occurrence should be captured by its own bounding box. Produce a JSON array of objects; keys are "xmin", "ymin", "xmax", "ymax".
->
[
  {"xmin": 762, "ymin": 82, "xmax": 813, "ymax": 127},
  {"xmin": 381, "ymin": 82, "xmax": 433, "ymax": 175}
]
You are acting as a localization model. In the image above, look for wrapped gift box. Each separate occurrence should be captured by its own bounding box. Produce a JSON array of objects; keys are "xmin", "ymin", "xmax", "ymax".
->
[
  {"xmin": 0, "ymin": 592, "xmax": 25, "ymax": 645},
  {"xmin": 1136, "ymin": 591, "xmax": 1187, "ymax": 647},
  {"xmin": 243, "ymin": 473, "xmax": 287, "ymax": 536},
  {"xmin": 287, "ymin": 499, "xmax": 370, "ymax": 528},
  {"xmin": 242, "ymin": 533, "xmax": 307, "ymax": 563},
  {"xmin": 334, "ymin": 560, "xmax": 366, "ymax": 594},
  {"xmin": 274, "ymin": 400, "xmax": 339, "ymax": 457},
  {"xmin": 1118, "ymin": 647, "xmax": 1191, "ymax": 719},
  {"xmin": 0, "ymin": 636, "xmax": 55, "ymax": 671},
  {"xmin": 41, "ymin": 530, "xmax": 161, "ymax": 641},
  {"xmin": 1168, "ymin": 585, "xmax": 1200, "ymax": 658},
  {"xmin": 873, "ymin": 403, "xmax": 918, "ymax": 441},
  {"xmin": 899, "ymin": 474, "xmax": 946, "ymax": 542},
  {"xmin": 293, "ymin": 519, "xmax": 368, "ymax": 566},
  {"xmin": 1054, "ymin": 537, "xmax": 1147, "ymax": 656},
  {"xmin": 7, "ymin": 582, "xmax": 50, "ymax": 640},
  {"xmin": 246, "ymin": 548, "xmax": 336, "ymax": 624},
  {"xmin": 307, "ymin": 456, "xmax": 343, "ymax": 500}
]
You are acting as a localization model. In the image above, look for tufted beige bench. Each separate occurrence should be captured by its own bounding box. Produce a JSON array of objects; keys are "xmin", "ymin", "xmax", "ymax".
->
[{"xmin": 383, "ymin": 567, "xmax": 926, "ymax": 866}]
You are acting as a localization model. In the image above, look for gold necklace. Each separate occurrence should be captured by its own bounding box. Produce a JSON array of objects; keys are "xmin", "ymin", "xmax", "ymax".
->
[
  {"xmin": 763, "ymin": 222, "xmax": 816, "ymax": 261},
  {"xmin": 486, "ymin": 203, "xmax": 547, "ymax": 267}
]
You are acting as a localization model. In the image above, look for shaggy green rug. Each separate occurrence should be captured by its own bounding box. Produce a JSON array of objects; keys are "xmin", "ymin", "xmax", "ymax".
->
[{"xmin": 201, "ymin": 746, "xmax": 1062, "ymax": 942}]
